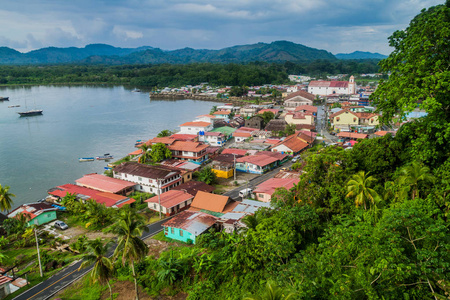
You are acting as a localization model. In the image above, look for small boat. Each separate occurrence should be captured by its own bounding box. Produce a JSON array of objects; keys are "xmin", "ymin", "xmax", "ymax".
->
[
  {"xmin": 79, "ymin": 157, "xmax": 95, "ymax": 162},
  {"xmin": 0, "ymin": 97, "xmax": 9, "ymax": 101},
  {"xmin": 96, "ymin": 154, "xmax": 113, "ymax": 160},
  {"xmin": 132, "ymin": 89, "xmax": 141, "ymax": 93},
  {"xmin": 8, "ymin": 105, "xmax": 20, "ymax": 108},
  {"xmin": 135, "ymin": 140, "xmax": 144, "ymax": 147},
  {"xmin": 18, "ymin": 109, "xmax": 43, "ymax": 117}
]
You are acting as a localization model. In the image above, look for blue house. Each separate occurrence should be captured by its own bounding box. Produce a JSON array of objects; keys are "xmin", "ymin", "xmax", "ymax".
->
[{"xmin": 162, "ymin": 210, "xmax": 218, "ymax": 244}]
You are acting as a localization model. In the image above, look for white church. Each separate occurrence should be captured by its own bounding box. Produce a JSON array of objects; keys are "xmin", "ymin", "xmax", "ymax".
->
[{"xmin": 307, "ymin": 76, "xmax": 356, "ymax": 96}]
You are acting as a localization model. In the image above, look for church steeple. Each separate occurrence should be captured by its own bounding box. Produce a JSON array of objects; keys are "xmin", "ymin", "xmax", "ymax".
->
[{"xmin": 348, "ymin": 75, "xmax": 356, "ymax": 94}]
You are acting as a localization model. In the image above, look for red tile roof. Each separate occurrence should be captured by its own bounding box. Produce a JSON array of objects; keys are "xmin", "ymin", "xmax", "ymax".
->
[
  {"xmin": 168, "ymin": 141, "xmax": 209, "ymax": 153},
  {"xmin": 284, "ymin": 90, "xmax": 315, "ymax": 101},
  {"xmin": 145, "ymin": 190, "xmax": 194, "ymax": 208},
  {"xmin": 169, "ymin": 134, "xmax": 198, "ymax": 141},
  {"xmin": 172, "ymin": 180, "xmax": 215, "ymax": 197},
  {"xmin": 191, "ymin": 191, "xmax": 230, "ymax": 213},
  {"xmin": 272, "ymin": 133, "xmax": 309, "ymax": 153},
  {"xmin": 309, "ymin": 80, "xmax": 348, "ymax": 88},
  {"xmin": 114, "ymin": 162, "xmax": 180, "ymax": 180},
  {"xmin": 48, "ymin": 183, "xmax": 131, "ymax": 207},
  {"xmin": 75, "ymin": 173, "xmax": 136, "ymax": 194},
  {"xmin": 237, "ymin": 153, "xmax": 283, "ymax": 167},
  {"xmin": 221, "ymin": 148, "xmax": 248, "ymax": 156},
  {"xmin": 374, "ymin": 131, "xmax": 396, "ymax": 137},
  {"xmin": 179, "ymin": 121, "xmax": 211, "ymax": 127},
  {"xmin": 128, "ymin": 149, "xmax": 143, "ymax": 156},
  {"xmin": 213, "ymin": 111, "xmax": 231, "ymax": 115},
  {"xmin": 254, "ymin": 178, "xmax": 300, "ymax": 196},
  {"xmin": 146, "ymin": 137, "xmax": 177, "ymax": 146},
  {"xmin": 294, "ymin": 105, "xmax": 318, "ymax": 113},
  {"xmin": 337, "ymin": 132, "xmax": 368, "ymax": 139},
  {"xmin": 257, "ymin": 109, "xmax": 279, "ymax": 115},
  {"xmin": 233, "ymin": 131, "xmax": 252, "ymax": 138}
]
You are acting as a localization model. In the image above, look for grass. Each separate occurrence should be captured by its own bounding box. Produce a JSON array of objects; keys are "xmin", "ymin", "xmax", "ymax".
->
[
  {"xmin": 56, "ymin": 276, "xmax": 106, "ymax": 300},
  {"xmin": 152, "ymin": 231, "xmax": 173, "ymax": 242}
]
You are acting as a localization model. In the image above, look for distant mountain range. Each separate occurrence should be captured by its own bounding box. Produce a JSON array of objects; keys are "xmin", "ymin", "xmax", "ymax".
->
[
  {"xmin": 0, "ymin": 42, "xmax": 386, "ymax": 65},
  {"xmin": 335, "ymin": 51, "xmax": 388, "ymax": 60}
]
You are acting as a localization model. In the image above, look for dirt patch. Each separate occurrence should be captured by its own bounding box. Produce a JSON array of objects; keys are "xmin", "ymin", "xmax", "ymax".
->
[
  {"xmin": 62, "ymin": 226, "xmax": 115, "ymax": 243},
  {"xmin": 100, "ymin": 280, "xmax": 188, "ymax": 300},
  {"xmin": 144, "ymin": 239, "xmax": 187, "ymax": 259}
]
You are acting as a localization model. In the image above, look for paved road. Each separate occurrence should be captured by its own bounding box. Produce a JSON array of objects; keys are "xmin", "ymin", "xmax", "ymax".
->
[
  {"xmin": 223, "ymin": 161, "xmax": 293, "ymax": 200},
  {"xmin": 317, "ymin": 104, "xmax": 337, "ymax": 143},
  {"xmin": 13, "ymin": 218, "xmax": 168, "ymax": 300}
]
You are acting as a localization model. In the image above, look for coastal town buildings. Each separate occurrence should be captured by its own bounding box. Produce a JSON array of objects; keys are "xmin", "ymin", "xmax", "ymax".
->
[{"xmin": 145, "ymin": 190, "xmax": 194, "ymax": 216}]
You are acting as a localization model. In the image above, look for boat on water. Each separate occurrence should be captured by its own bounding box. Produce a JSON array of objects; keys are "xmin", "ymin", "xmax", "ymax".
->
[
  {"xmin": 18, "ymin": 109, "xmax": 43, "ymax": 117},
  {"xmin": 0, "ymin": 97, "xmax": 9, "ymax": 101},
  {"xmin": 8, "ymin": 105, "xmax": 20, "ymax": 108},
  {"xmin": 79, "ymin": 157, "xmax": 95, "ymax": 162},
  {"xmin": 96, "ymin": 153, "xmax": 113, "ymax": 160},
  {"xmin": 135, "ymin": 140, "xmax": 144, "ymax": 147},
  {"xmin": 132, "ymin": 89, "xmax": 141, "ymax": 92}
]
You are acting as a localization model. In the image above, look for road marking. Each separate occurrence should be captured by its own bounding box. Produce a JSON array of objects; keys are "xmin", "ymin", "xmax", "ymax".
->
[{"xmin": 26, "ymin": 268, "xmax": 79, "ymax": 300}]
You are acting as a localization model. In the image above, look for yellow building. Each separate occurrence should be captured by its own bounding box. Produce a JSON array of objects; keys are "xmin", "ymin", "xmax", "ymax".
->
[{"xmin": 329, "ymin": 109, "xmax": 379, "ymax": 130}]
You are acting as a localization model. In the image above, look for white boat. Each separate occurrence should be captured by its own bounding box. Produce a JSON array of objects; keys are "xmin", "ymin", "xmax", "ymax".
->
[{"xmin": 79, "ymin": 157, "xmax": 95, "ymax": 162}]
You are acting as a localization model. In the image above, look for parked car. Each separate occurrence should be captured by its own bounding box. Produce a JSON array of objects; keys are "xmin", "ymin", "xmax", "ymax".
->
[
  {"xmin": 54, "ymin": 220, "xmax": 69, "ymax": 230},
  {"xmin": 239, "ymin": 188, "xmax": 253, "ymax": 198}
]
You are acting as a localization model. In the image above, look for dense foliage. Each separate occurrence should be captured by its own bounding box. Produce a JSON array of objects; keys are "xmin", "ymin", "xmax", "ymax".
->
[{"xmin": 0, "ymin": 60, "xmax": 379, "ymax": 88}]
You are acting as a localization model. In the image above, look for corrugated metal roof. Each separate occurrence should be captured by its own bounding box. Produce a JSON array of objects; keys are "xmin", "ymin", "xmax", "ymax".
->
[
  {"xmin": 163, "ymin": 210, "xmax": 217, "ymax": 236},
  {"xmin": 221, "ymin": 212, "xmax": 245, "ymax": 220}
]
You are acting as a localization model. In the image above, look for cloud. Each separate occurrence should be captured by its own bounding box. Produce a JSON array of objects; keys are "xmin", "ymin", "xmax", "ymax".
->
[{"xmin": 0, "ymin": 0, "xmax": 445, "ymax": 54}]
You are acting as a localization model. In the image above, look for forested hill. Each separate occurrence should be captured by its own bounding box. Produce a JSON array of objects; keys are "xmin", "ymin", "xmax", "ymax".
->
[
  {"xmin": 335, "ymin": 51, "xmax": 388, "ymax": 60},
  {"xmin": 0, "ymin": 41, "xmax": 337, "ymax": 65}
]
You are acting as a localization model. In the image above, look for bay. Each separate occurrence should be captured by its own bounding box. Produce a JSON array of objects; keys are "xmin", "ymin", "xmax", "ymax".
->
[{"xmin": 0, "ymin": 85, "xmax": 221, "ymax": 209}]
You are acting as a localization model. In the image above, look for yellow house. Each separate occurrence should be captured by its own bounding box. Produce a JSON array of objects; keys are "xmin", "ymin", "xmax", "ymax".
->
[
  {"xmin": 330, "ymin": 109, "xmax": 380, "ymax": 129},
  {"xmin": 212, "ymin": 168, "xmax": 234, "ymax": 179},
  {"xmin": 284, "ymin": 112, "xmax": 315, "ymax": 126}
]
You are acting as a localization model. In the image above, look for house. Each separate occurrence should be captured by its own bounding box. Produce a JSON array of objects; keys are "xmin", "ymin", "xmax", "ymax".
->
[
  {"xmin": 195, "ymin": 114, "xmax": 217, "ymax": 124},
  {"xmin": 178, "ymin": 121, "xmax": 213, "ymax": 135},
  {"xmin": 75, "ymin": 173, "xmax": 136, "ymax": 195},
  {"xmin": 245, "ymin": 115, "xmax": 264, "ymax": 130},
  {"xmin": 229, "ymin": 116, "xmax": 245, "ymax": 128},
  {"xmin": 294, "ymin": 105, "xmax": 318, "ymax": 115},
  {"xmin": 48, "ymin": 184, "xmax": 135, "ymax": 208},
  {"xmin": 329, "ymin": 109, "xmax": 379, "ymax": 130},
  {"xmin": 221, "ymin": 148, "xmax": 248, "ymax": 156},
  {"xmin": 211, "ymin": 153, "xmax": 243, "ymax": 178},
  {"xmin": 236, "ymin": 151, "xmax": 288, "ymax": 174},
  {"xmin": 210, "ymin": 126, "xmax": 236, "ymax": 141},
  {"xmin": 218, "ymin": 199, "xmax": 272, "ymax": 233},
  {"xmin": 113, "ymin": 162, "xmax": 182, "ymax": 195},
  {"xmin": 198, "ymin": 131, "xmax": 225, "ymax": 147},
  {"xmin": 308, "ymin": 76, "xmax": 356, "ymax": 96},
  {"xmin": 253, "ymin": 178, "xmax": 299, "ymax": 202},
  {"xmin": 145, "ymin": 190, "xmax": 194, "ymax": 216},
  {"xmin": 169, "ymin": 134, "xmax": 198, "ymax": 142},
  {"xmin": 168, "ymin": 141, "xmax": 210, "ymax": 163},
  {"xmin": 264, "ymin": 119, "xmax": 288, "ymax": 132},
  {"xmin": 233, "ymin": 131, "xmax": 252, "ymax": 143},
  {"xmin": 190, "ymin": 191, "xmax": 232, "ymax": 214},
  {"xmin": 239, "ymin": 105, "xmax": 261, "ymax": 117},
  {"xmin": 257, "ymin": 108, "xmax": 279, "ymax": 117},
  {"xmin": 7, "ymin": 202, "xmax": 58, "ymax": 226},
  {"xmin": 172, "ymin": 180, "xmax": 215, "ymax": 197},
  {"xmin": 284, "ymin": 112, "xmax": 315, "ymax": 126},
  {"xmin": 283, "ymin": 90, "xmax": 315, "ymax": 110},
  {"xmin": 213, "ymin": 110, "xmax": 231, "ymax": 121},
  {"xmin": 270, "ymin": 132, "xmax": 311, "ymax": 155},
  {"xmin": 162, "ymin": 210, "xmax": 217, "ymax": 244},
  {"xmin": 336, "ymin": 132, "xmax": 368, "ymax": 140},
  {"xmin": 160, "ymin": 159, "xmax": 200, "ymax": 182}
]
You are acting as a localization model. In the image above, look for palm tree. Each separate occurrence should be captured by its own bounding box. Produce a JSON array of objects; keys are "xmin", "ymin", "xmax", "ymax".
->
[
  {"xmin": 78, "ymin": 238, "xmax": 115, "ymax": 300},
  {"xmin": 400, "ymin": 161, "xmax": 435, "ymax": 200},
  {"xmin": 241, "ymin": 214, "xmax": 260, "ymax": 233},
  {"xmin": 346, "ymin": 171, "xmax": 379, "ymax": 210},
  {"xmin": 243, "ymin": 281, "xmax": 296, "ymax": 300},
  {"xmin": 0, "ymin": 184, "xmax": 15, "ymax": 213},
  {"xmin": 138, "ymin": 143, "xmax": 152, "ymax": 164},
  {"xmin": 111, "ymin": 207, "xmax": 149, "ymax": 300}
]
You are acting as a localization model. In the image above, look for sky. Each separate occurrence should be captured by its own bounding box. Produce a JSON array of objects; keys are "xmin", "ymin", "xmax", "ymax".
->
[{"xmin": 0, "ymin": 0, "xmax": 444, "ymax": 55}]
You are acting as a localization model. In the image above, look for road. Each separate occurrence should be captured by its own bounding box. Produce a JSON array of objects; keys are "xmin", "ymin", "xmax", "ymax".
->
[
  {"xmin": 13, "ymin": 218, "xmax": 168, "ymax": 300},
  {"xmin": 316, "ymin": 104, "xmax": 337, "ymax": 144},
  {"xmin": 223, "ymin": 161, "xmax": 293, "ymax": 200}
]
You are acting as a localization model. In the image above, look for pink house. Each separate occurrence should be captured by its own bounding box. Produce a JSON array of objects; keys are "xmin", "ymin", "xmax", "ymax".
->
[{"xmin": 253, "ymin": 178, "xmax": 299, "ymax": 202}]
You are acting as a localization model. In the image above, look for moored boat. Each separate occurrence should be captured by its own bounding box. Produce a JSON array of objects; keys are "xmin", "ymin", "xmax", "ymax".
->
[
  {"xmin": 18, "ymin": 109, "xmax": 43, "ymax": 117},
  {"xmin": 96, "ymin": 153, "xmax": 113, "ymax": 160},
  {"xmin": 8, "ymin": 105, "xmax": 20, "ymax": 108},
  {"xmin": 0, "ymin": 97, "xmax": 9, "ymax": 101},
  {"xmin": 79, "ymin": 157, "xmax": 95, "ymax": 162}
]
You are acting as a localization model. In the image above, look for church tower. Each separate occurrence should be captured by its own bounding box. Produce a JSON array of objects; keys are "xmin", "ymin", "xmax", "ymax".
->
[{"xmin": 348, "ymin": 75, "xmax": 356, "ymax": 94}]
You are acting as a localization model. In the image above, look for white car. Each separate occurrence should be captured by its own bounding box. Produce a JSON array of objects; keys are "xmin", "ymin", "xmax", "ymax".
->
[{"xmin": 54, "ymin": 220, "xmax": 69, "ymax": 230}]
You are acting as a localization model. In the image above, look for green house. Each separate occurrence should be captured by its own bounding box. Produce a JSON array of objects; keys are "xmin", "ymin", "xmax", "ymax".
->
[
  {"xmin": 8, "ymin": 202, "xmax": 58, "ymax": 227},
  {"xmin": 162, "ymin": 210, "xmax": 218, "ymax": 244}
]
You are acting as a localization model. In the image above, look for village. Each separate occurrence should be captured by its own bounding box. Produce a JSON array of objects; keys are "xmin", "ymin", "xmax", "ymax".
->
[{"xmin": 0, "ymin": 74, "xmax": 414, "ymax": 298}]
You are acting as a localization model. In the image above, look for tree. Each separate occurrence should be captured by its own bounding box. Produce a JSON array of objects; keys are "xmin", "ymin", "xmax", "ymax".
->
[
  {"xmin": 243, "ymin": 281, "xmax": 296, "ymax": 300},
  {"xmin": 346, "ymin": 171, "xmax": 379, "ymax": 210},
  {"xmin": 0, "ymin": 184, "xmax": 15, "ymax": 213},
  {"xmin": 284, "ymin": 124, "xmax": 296, "ymax": 136},
  {"xmin": 371, "ymin": 2, "xmax": 450, "ymax": 165},
  {"xmin": 150, "ymin": 143, "xmax": 172, "ymax": 163},
  {"xmin": 78, "ymin": 238, "xmax": 115, "ymax": 300},
  {"xmin": 210, "ymin": 106, "xmax": 218, "ymax": 115},
  {"xmin": 261, "ymin": 111, "xmax": 275, "ymax": 126},
  {"xmin": 157, "ymin": 129, "xmax": 173, "ymax": 137},
  {"xmin": 197, "ymin": 166, "xmax": 217, "ymax": 185},
  {"xmin": 399, "ymin": 161, "xmax": 435, "ymax": 200},
  {"xmin": 111, "ymin": 207, "xmax": 149, "ymax": 300},
  {"xmin": 138, "ymin": 143, "xmax": 152, "ymax": 164}
]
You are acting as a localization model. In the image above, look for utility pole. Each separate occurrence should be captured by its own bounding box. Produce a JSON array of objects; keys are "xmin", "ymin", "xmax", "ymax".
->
[
  {"xmin": 157, "ymin": 178, "xmax": 162, "ymax": 219},
  {"xmin": 232, "ymin": 153, "xmax": 237, "ymax": 181},
  {"xmin": 34, "ymin": 228, "xmax": 43, "ymax": 277}
]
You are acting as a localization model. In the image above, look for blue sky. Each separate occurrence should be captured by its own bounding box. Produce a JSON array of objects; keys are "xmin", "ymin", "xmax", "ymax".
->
[{"xmin": 0, "ymin": 0, "xmax": 443, "ymax": 55}]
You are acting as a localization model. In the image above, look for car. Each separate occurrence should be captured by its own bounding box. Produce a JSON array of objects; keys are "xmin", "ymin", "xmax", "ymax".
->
[
  {"xmin": 292, "ymin": 157, "xmax": 298, "ymax": 163},
  {"xmin": 239, "ymin": 188, "xmax": 253, "ymax": 198},
  {"xmin": 54, "ymin": 220, "xmax": 69, "ymax": 230}
]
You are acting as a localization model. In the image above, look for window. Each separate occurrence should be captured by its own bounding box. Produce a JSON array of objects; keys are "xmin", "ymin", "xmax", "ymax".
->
[
  {"xmin": 336, "ymin": 117, "xmax": 340, "ymax": 122},
  {"xmin": 371, "ymin": 119, "xmax": 374, "ymax": 123},
  {"xmin": 179, "ymin": 230, "xmax": 183, "ymax": 237},
  {"xmin": 353, "ymin": 118, "xmax": 357, "ymax": 122},
  {"xmin": 138, "ymin": 177, "xmax": 142, "ymax": 182}
]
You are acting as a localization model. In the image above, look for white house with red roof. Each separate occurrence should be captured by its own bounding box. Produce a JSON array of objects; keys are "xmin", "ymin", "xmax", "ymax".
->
[
  {"xmin": 179, "ymin": 121, "xmax": 213, "ymax": 135},
  {"xmin": 145, "ymin": 189, "xmax": 194, "ymax": 216},
  {"xmin": 253, "ymin": 178, "xmax": 299, "ymax": 202},
  {"xmin": 198, "ymin": 131, "xmax": 225, "ymax": 147},
  {"xmin": 308, "ymin": 76, "xmax": 356, "ymax": 96},
  {"xmin": 75, "ymin": 173, "xmax": 136, "ymax": 195},
  {"xmin": 236, "ymin": 151, "xmax": 288, "ymax": 174}
]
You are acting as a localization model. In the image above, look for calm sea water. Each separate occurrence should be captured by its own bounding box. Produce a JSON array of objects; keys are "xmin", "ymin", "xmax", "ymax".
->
[{"xmin": 0, "ymin": 85, "xmax": 221, "ymax": 209}]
